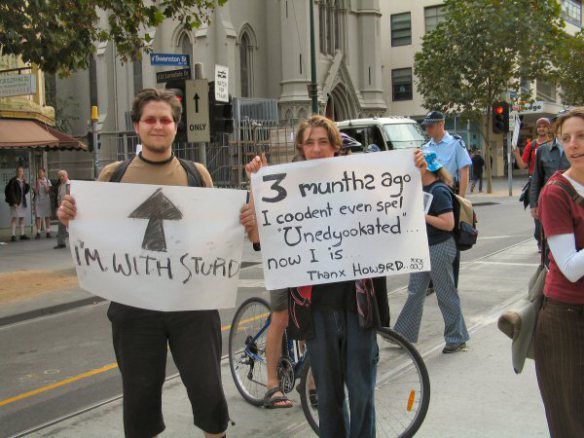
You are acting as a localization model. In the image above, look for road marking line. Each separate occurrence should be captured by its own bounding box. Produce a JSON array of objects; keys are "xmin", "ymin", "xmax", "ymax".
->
[
  {"xmin": 474, "ymin": 261, "xmax": 539, "ymax": 267},
  {"xmin": 0, "ymin": 363, "xmax": 118, "ymax": 407},
  {"xmin": 477, "ymin": 235, "xmax": 513, "ymax": 240},
  {"xmin": 0, "ymin": 312, "xmax": 269, "ymax": 408}
]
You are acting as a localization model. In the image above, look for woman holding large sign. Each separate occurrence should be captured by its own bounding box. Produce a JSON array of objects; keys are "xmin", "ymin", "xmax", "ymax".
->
[{"xmin": 241, "ymin": 115, "xmax": 426, "ymax": 437}]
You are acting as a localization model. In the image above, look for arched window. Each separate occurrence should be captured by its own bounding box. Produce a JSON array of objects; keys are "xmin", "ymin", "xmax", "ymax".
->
[
  {"xmin": 239, "ymin": 28, "xmax": 255, "ymax": 97},
  {"xmin": 319, "ymin": 0, "xmax": 343, "ymax": 55},
  {"xmin": 178, "ymin": 32, "xmax": 193, "ymax": 59}
]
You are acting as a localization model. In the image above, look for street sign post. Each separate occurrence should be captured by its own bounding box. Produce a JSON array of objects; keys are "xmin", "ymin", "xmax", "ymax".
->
[
  {"xmin": 185, "ymin": 79, "xmax": 210, "ymax": 143},
  {"xmin": 150, "ymin": 53, "xmax": 190, "ymax": 67},
  {"xmin": 156, "ymin": 68, "xmax": 191, "ymax": 83},
  {"xmin": 214, "ymin": 65, "xmax": 229, "ymax": 103},
  {"xmin": 0, "ymin": 74, "xmax": 37, "ymax": 98},
  {"xmin": 511, "ymin": 112, "xmax": 521, "ymax": 150}
]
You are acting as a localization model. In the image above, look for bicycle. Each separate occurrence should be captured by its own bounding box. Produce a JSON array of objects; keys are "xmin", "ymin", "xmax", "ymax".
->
[
  {"xmin": 228, "ymin": 297, "xmax": 431, "ymax": 437},
  {"xmin": 228, "ymin": 297, "xmax": 308, "ymax": 406}
]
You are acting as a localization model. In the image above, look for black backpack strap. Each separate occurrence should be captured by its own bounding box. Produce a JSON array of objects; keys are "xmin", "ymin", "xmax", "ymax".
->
[
  {"xmin": 109, "ymin": 156, "xmax": 135, "ymax": 183},
  {"xmin": 548, "ymin": 179, "xmax": 584, "ymax": 208},
  {"xmin": 178, "ymin": 158, "xmax": 205, "ymax": 187}
]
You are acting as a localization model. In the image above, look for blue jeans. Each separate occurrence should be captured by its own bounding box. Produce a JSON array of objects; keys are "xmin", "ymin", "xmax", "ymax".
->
[{"xmin": 306, "ymin": 309, "xmax": 378, "ymax": 438}]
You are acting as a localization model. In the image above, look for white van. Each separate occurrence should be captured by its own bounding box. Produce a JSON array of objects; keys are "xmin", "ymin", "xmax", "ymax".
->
[{"xmin": 336, "ymin": 117, "xmax": 425, "ymax": 152}]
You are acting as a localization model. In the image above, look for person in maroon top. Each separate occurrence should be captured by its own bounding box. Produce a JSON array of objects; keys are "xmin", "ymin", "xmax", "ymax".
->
[
  {"xmin": 514, "ymin": 118, "xmax": 552, "ymax": 252},
  {"xmin": 514, "ymin": 118, "xmax": 552, "ymax": 176},
  {"xmin": 534, "ymin": 107, "xmax": 584, "ymax": 438}
]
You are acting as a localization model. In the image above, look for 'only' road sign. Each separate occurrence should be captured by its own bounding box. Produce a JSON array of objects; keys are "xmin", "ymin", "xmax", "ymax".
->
[{"xmin": 185, "ymin": 79, "xmax": 210, "ymax": 143}]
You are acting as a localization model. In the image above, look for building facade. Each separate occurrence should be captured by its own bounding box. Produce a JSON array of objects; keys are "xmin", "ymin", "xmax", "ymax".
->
[
  {"xmin": 55, "ymin": 0, "xmax": 389, "ymax": 174},
  {"xmin": 53, "ymin": 0, "xmax": 582, "ymax": 178},
  {"xmin": 380, "ymin": 0, "xmax": 582, "ymax": 176}
]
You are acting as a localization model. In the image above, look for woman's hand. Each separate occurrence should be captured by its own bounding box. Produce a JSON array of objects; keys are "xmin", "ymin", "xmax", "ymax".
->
[
  {"xmin": 240, "ymin": 202, "xmax": 260, "ymax": 243},
  {"xmin": 414, "ymin": 149, "xmax": 427, "ymax": 171},
  {"xmin": 245, "ymin": 153, "xmax": 269, "ymax": 179},
  {"xmin": 58, "ymin": 195, "xmax": 77, "ymax": 226}
]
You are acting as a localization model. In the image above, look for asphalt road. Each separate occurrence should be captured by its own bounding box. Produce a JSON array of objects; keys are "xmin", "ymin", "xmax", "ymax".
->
[{"xmin": 0, "ymin": 193, "xmax": 534, "ymax": 437}]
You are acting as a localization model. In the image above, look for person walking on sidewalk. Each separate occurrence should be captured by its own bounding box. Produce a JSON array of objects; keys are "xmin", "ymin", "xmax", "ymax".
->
[
  {"xmin": 4, "ymin": 166, "xmax": 30, "ymax": 242},
  {"xmin": 534, "ymin": 107, "xmax": 584, "ymax": 438},
  {"xmin": 54, "ymin": 170, "xmax": 70, "ymax": 249},
  {"xmin": 58, "ymin": 88, "xmax": 230, "ymax": 438},
  {"xmin": 421, "ymin": 111, "xmax": 472, "ymax": 290},
  {"xmin": 394, "ymin": 152, "xmax": 470, "ymax": 354},
  {"xmin": 33, "ymin": 167, "xmax": 52, "ymax": 239},
  {"xmin": 514, "ymin": 117, "xmax": 552, "ymax": 251},
  {"xmin": 470, "ymin": 149, "xmax": 485, "ymax": 193},
  {"xmin": 530, "ymin": 116, "xmax": 570, "ymax": 253}
]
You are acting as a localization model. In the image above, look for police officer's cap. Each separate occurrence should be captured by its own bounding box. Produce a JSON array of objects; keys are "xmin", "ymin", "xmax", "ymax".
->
[{"xmin": 421, "ymin": 111, "xmax": 446, "ymax": 126}]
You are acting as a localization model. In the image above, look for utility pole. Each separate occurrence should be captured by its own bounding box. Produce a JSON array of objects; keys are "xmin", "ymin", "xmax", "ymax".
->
[
  {"xmin": 308, "ymin": 0, "xmax": 318, "ymax": 115},
  {"xmin": 91, "ymin": 105, "xmax": 99, "ymax": 179}
]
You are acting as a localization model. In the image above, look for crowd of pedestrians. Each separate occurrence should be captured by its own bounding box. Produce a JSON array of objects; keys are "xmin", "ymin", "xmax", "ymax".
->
[{"xmin": 3, "ymin": 166, "xmax": 70, "ymax": 248}]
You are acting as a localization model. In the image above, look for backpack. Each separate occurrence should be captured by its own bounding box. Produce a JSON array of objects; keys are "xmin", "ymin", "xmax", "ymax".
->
[
  {"xmin": 429, "ymin": 182, "xmax": 478, "ymax": 251},
  {"xmin": 109, "ymin": 155, "xmax": 205, "ymax": 187},
  {"xmin": 453, "ymin": 191, "xmax": 478, "ymax": 251}
]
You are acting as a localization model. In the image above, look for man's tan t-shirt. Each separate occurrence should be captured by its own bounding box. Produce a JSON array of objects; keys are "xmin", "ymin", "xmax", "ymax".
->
[{"xmin": 98, "ymin": 154, "xmax": 213, "ymax": 187}]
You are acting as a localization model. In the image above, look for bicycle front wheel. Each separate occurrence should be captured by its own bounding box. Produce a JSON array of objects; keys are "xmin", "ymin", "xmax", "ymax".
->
[
  {"xmin": 299, "ymin": 327, "xmax": 430, "ymax": 437},
  {"xmin": 228, "ymin": 297, "xmax": 271, "ymax": 406}
]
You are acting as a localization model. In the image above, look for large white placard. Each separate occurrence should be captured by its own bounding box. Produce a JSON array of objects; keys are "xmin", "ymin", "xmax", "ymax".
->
[
  {"xmin": 251, "ymin": 150, "xmax": 431, "ymax": 290},
  {"xmin": 68, "ymin": 181, "xmax": 247, "ymax": 311}
]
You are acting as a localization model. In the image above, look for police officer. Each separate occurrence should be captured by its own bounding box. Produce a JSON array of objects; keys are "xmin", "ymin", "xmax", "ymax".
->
[
  {"xmin": 421, "ymin": 111, "xmax": 472, "ymax": 289},
  {"xmin": 421, "ymin": 111, "xmax": 472, "ymax": 197}
]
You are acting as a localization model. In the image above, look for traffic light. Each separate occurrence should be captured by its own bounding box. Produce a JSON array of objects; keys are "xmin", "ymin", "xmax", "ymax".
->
[
  {"xmin": 492, "ymin": 102, "xmax": 510, "ymax": 134},
  {"xmin": 165, "ymin": 80, "xmax": 187, "ymax": 142},
  {"xmin": 213, "ymin": 98, "xmax": 234, "ymax": 135},
  {"xmin": 209, "ymin": 81, "xmax": 234, "ymax": 138}
]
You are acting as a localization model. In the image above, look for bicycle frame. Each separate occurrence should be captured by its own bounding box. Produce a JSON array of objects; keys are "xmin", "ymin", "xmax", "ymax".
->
[{"xmin": 244, "ymin": 314, "xmax": 271, "ymax": 363}]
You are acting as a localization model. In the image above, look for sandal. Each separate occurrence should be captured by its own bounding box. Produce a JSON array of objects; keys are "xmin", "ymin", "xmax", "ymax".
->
[
  {"xmin": 309, "ymin": 389, "xmax": 318, "ymax": 408},
  {"xmin": 263, "ymin": 387, "xmax": 293, "ymax": 409}
]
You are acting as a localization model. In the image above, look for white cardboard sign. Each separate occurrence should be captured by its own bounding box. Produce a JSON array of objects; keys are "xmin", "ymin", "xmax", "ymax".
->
[
  {"xmin": 251, "ymin": 150, "xmax": 431, "ymax": 290},
  {"xmin": 68, "ymin": 180, "xmax": 247, "ymax": 311}
]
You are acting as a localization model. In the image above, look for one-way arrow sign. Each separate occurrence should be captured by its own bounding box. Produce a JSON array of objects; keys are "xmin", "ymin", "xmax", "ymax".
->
[
  {"xmin": 194, "ymin": 93, "xmax": 200, "ymax": 113},
  {"xmin": 186, "ymin": 79, "xmax": 210, "ymax": 143},
  {"xmin": 129, "ymin": 188, "xmax": 183, "ymax": 252}
]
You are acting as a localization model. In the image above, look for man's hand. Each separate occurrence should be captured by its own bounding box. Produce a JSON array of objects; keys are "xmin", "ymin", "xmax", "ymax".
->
[
  {"xmin": 240, "ymin": 202, "xmax": 259, "ymax": 243},
  {"xmin": 530, "ymin": 207, "xmax": 539, "ymax": 219},
  {"xmin": 58, "ymin": 195, "xmax": 77, "ymax": 226},
  {"xmin": 414, "ymin": 149, "xmax": 427, "ymax": 171},
  {"xmin": 245, "ymin": 153, "xmax": 269, "ymax": 179}
]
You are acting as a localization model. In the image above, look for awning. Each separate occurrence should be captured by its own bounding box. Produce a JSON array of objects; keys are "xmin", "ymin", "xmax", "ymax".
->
[{"xmin": 0, "ymin": 119, "xmax": 88, "ymax": 151}]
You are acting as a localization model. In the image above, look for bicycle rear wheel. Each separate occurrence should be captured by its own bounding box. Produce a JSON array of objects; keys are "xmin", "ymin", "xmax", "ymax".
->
[
  {"xmin": 228, "ymin": 297, "xmax": 271, "ymax": 406},
  {"xmin": 299, "ymin": 327, "xmax": 430, "ymax": 437}
]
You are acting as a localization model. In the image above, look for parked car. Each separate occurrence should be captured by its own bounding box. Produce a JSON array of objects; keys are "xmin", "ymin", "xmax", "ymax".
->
[{"xmin": 336, "ymin": 117, "xmax": 425, "ymax": 152}]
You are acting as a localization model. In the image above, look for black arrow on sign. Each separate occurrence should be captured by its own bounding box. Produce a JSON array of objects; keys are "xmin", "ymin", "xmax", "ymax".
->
[
  {"xmin": 129, "ymin": 188, "xmax": 183, "ymax": 252},
  {"xmin": 194, "ymin": 93, "xmax": 200, "ymax": 113}
]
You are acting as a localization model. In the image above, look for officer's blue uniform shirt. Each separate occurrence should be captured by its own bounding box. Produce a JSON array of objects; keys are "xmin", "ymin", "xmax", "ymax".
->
[{"xmin": 423, "ymin": 132, "xmax": 472, "ymax": 181}]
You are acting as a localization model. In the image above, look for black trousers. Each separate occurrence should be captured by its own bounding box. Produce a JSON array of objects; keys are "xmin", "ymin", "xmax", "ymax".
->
[
  {"xmin": 534, "ymin": 298, "xmax": 584, "ymax": 438},
  {"xmin": 108, "ymin": 303, "xmax": 229, "ymax": 438}
]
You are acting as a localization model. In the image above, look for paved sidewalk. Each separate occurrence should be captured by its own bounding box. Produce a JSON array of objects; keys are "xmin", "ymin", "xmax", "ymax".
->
[{"xmin": 34, "ymin": 238, "xmax": 548, "ymax": 437}]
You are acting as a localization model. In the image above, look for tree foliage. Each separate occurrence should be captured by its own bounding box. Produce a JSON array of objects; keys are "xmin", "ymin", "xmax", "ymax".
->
[
  {"xmin": 556, "ymin": 30, "xmax": 584, "ymax": 106},
  {"xmin": 0, "ymin": 0, "xmax": 227, "ymax": 75},
  {"xmin": 414, "ymin": 0, "xmax": 564, "ymax": 192}
]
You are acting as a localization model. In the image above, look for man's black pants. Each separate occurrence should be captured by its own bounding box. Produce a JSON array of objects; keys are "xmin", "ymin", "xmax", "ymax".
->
[{"xmin": 108, "ymin": 303, "xmax": 229, "ymax": 438}]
